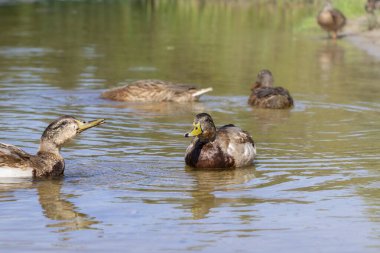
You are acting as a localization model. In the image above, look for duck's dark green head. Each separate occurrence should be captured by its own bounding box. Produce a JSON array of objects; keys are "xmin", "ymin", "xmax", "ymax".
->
[
  {"xmin": 185, "ymin": 113, "xmax": 216, "ymax": 142},
  {"xmin": 255, "ymin": 69, "xmax": 274, "ymax": 89},
  {"xmin": 41, "ymin": 115, "xmax": 105, "ymax": 148}
]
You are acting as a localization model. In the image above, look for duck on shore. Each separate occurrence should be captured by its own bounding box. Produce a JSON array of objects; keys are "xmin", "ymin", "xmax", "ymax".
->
[
  {"xmin": 365, "ymin": 0, "xmax": 380, "ymax": 13},
  {"xmin": 0, "ymin": 116, "xmax": 104, "ymax": 178},
  {"xmin": 317, "ymin": 0, "xmax": 346, "ymax": 40},
  {"xmin": 101, "ymin": 79, "xmax": 213, "ymax": 103}
]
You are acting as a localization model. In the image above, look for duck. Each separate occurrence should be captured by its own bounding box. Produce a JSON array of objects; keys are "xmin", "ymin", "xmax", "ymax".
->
[
  {"xmin": 248, "ymin": 69, "xmax": 294, "ymax": 109},
  {"xmin": 184, "ymin": 113, "xmax": 256, "ymax": 169},
  {"xmin": 317, "ymin": 0, "xmax": 346, "ymax": 40},
  {"xmin": 101, "ymin": 79, "xmax": 213, "ymax": 102},
  {"xmin": 365, "ymin": 0, "xmax": 380, "ymax": 30},
  {"xmin": 0, "ymin": 116, "xmax": 105, "ymax": 178},
  {"xmin": 365, "ymin": 0, "xmax": 380, "ymax": 13}
]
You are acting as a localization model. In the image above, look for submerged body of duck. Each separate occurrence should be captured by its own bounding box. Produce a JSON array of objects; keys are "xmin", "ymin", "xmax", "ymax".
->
[
  {"xmin": 0, "ymin": 116, "xmax": 104, "ymax": 178},
  {"xmin": 248, "ymin": 69, "xmax": 294, "ymax": 109},
  {"xmin": 184, "ymin": 113, "xmax": 256, "ymax": 169},
  {"xmin": 101, "ymin": 79, "xmax": 213, "ymax": 102}
]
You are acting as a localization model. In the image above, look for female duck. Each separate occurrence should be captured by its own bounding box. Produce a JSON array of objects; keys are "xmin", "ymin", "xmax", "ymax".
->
[
  {"xmin": 248, "ymin": 69, "xmax": 294, "ymax": 109},
  {"xmin": 365, "ymin": 0, "xmax": 380, "ymax": 13},
  {"xmin": 317, "ymin": 0, "xmax": 346, "ymax": 40},
  {"xmin": 101, "ymin": 79, "xmax": 213, "ymax": 102},
  {"xmin": 184, "ymin": 113, "xmax": 256, "ymax": 168},
  {"xmin": 0, "ymin": 116, "xmax": 104, "ymax": 178}
]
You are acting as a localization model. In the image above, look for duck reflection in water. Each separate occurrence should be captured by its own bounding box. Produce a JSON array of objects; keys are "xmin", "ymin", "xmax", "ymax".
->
[
  {"xmin": 0, "ymin": 179, "xmax": 99, "ymax": 233},
  {"xmin": 250, "ymin": 108, "xmax": 291, "ymax": 133},
  {"xmin": 317, "ymin": 42, "xmax": 345, "ymax": 81},
  {"xmin": 37, "ymin": 180, "xmax": 99, "ymax": 232},
  {"xmin": 185, "ymin": 167, "xmax": 256, "ymax": 220},
  {"xmin": 105, "ymin": 100, "xmax": 207, "ymax": 116}
]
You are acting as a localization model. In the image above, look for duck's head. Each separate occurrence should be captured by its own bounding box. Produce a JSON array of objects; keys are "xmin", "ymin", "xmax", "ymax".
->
[
  {"xmin": 322, "ymin": 0, "xmax": 333, "ymax": 11},
  {"xmin": 253, "ymin": 69, "xmax": 274, "ymax": 90},
  {"xmin": 184, "ymin": 113, "xmax": 216, "ymax": 142},
  {"xmin": 39, "ymin": 116, "xmax": 105, "ymax": 152}
]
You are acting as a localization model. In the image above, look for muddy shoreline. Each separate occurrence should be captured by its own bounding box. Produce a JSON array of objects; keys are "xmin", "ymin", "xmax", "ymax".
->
[{"xmin": 345, "ymin": 15, "xmax": 380, "ymax": 60}]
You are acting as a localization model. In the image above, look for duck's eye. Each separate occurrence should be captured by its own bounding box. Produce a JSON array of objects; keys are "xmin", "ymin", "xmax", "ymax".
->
[
  {"xmin": 195, "ymin": 127, "xmax": 198, "ymax": 130},
  {"xmin": 53, "ymin": 121, "xmax": 67, "ymax": 130}
]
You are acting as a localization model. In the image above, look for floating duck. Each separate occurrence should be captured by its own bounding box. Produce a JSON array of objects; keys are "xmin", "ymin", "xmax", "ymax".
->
[
  {"xmin": 248, "ymin": 69, "xmax": 294, "ymax": 109},
  {"xmin": 184, "ymin": 113, "xmax": 256, "ymax": 168},
  {"xmin": 101, "ymin": 79, "xmax": 213, "ymax": 102},
  {"xmin": 317, "ymin": 0, "xmax": 346, "ymax": 40},
  {"xmin": 0, "ymin": 116, "xmax": 105, "ymax": 178}
]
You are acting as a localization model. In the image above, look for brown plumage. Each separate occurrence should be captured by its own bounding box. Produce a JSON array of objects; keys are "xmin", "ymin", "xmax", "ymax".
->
[
  {"xmin": 317, "ymin": 0, "xmax": 346, "ymax": 40},
  {"xmin": 365, "ymin": 0, "xmax": 380, "ymax": 13},
  {"xmin": 0, "ymin": 116, "xmax": 104, "ymax": 178},
  {"xmin": 101, "ymin": 79, "xmax": 213, "ymax": 102},
  {"xmin": 248, "ymin": 69, "xmax": 294, "ymax": 109},
  {"xmin": 184, "ymin": 113, "xmax": 256, "ymax": 169}
]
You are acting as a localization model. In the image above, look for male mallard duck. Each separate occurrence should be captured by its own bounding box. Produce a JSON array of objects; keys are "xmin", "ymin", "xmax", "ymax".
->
[
  {"xmin": 317, "ymin": 0, "xmax": 346, "ymax": 40},
  {"xmin": 248, "ymin": 69, "xmax": 294, "ymax": 109},
  {"xmin": 101, "ymin": 79, "xmax": 213, "ymax": 102},
  {"xmin": 0, "ymin": 116, "xmax": 105, "ymax": 178},
  {"xmin": 184, "ymin": 113, "xmax": 256, "ymax": 168}
]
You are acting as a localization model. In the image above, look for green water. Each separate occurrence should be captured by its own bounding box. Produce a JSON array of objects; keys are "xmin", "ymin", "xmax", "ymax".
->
[{"xmin": 0, "ymin": 1, "xmax": 379, "ymax": 252}]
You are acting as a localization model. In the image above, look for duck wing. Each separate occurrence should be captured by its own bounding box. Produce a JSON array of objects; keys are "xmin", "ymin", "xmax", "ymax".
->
[
  {"xmin": 330, "ymin": 9, "xmax": 346, "ymax": 29},
  {"xmin": 255, "ymin": 87, "xmax": 290, "ymax": 98},
  {"xmin": 102, "ymin": 79, "xmax": 212, "ymax": 102},
  {"xmin": 0, "ymin": 143, "xmax": 33, "ymax": 168},
  {"xmin": 217, "ymin": 125, "xmax": 256, "ymax": 167},
  {"xmin": 252, "ymin": 86, "xmax": 294, "ymax": 109}
]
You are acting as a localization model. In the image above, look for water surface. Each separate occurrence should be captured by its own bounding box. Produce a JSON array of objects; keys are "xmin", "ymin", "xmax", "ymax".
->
[{"xmin": 0, "ymin": 1, "xmax": 379, "ymax": 252}]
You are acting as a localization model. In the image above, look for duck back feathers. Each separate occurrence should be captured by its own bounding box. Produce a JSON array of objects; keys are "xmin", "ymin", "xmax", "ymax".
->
[
  {"xmin": 249, "ymin": 86, "xmax": 294, "ymax": 109},
  {"xmin": 0, "ymin": 143, "xmax": 65, "ymax": 178},
  {"xmin": 185, "ymin": 125, "xmax": 256, "ymax": 169},
  {"xmin": 248, "ymin": 69, "xmax": 293, "ymax": 109},
  {"xmin": 0, "ymin": 143, "xmax": 32, "ymax": 169},
  {"xmin": 102, "ymin": 79, "xmax": 212, "ymax": 102}
]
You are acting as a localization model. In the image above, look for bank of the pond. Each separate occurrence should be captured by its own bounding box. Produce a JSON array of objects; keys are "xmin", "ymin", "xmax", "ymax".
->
[{"xmin": 345, "ymin": 15, "xmax": 380, "ymax": 60}]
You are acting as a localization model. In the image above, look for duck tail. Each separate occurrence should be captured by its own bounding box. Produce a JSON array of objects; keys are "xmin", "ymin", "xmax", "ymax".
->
[{"xmin": 192, "ymin": 87, "xmax": 213, "ymax": 97}]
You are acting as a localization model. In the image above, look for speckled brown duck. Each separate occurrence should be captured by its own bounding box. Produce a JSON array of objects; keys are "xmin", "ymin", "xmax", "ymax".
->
[
  {"xmin": 317, "ymin": 0, "xmax": 346, "ymax": 40},
  {"xmin": 0, "ymin": 116, "xmax": 104, "ymax": 178},
  {"xmin": 248, "ymin": 69, "xmax": 294, "ymax": 109},
  {"xmin": 101, "ymin": 79, "xmax": 213, "ymax": 102},
  {"xmin": 365, "ymin": 0, "xmax": 380, "ymax": 13},
  {"xmin": 184, "ymin": 113, "xmax": 256, "ymax": 169}
]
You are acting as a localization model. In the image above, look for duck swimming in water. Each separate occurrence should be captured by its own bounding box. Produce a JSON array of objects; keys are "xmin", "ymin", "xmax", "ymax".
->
[
  {"xmin": 101, "ymin": 79, "xmax": 213, "ymax": 103},
  {"xmin": 184, "ymin": 113, "xmax": 256, "ymax": 169},
  {"xmin": 317, "ymin": 0, "xmax": 346, "ymax": 40},
  {"xmin": 0, "ymin": 116, "xmax": 105, "ymax": 178},
  {"xmin": 248, "ymin": 69, "xmax": 294, "ymax": 109}
]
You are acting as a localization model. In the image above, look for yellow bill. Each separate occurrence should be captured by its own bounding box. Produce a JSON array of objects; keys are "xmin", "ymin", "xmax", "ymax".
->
[
  {"xmin": 184, "ymin": 122, "xmax": 202, "ymax": 137},
  {"xmin": 76, "ymin": 119, "xmax": 105, "ymax": 133}
]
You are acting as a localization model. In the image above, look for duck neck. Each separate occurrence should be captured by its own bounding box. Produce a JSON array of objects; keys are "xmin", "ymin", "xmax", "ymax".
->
[
  {"xmin": 199, "ymin": 128, "xmax": 216, "ymax": 143},
  {"xmin": 37, "ymin": 140, "xmax": 61, "ymax": 157}
]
